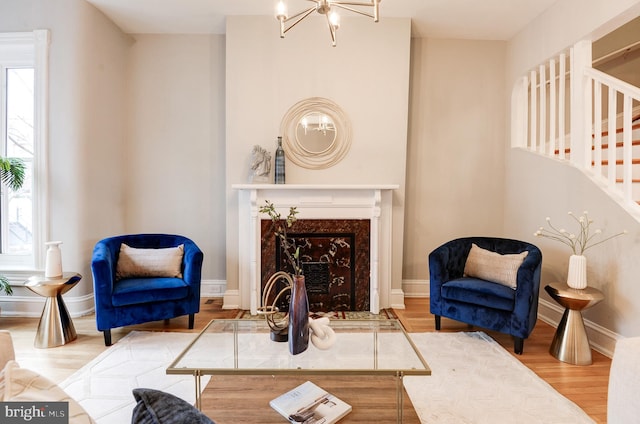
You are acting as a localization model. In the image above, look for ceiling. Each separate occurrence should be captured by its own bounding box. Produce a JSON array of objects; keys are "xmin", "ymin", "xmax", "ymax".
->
[{"xmin": 85, "ymin": 0, "xmax": 559, "ymax": 40}]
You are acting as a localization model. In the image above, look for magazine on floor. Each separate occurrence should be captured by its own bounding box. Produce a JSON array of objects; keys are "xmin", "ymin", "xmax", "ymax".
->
[{"xmin": 269, "ymin": 381, "xmax": 352, "ymax": 424}]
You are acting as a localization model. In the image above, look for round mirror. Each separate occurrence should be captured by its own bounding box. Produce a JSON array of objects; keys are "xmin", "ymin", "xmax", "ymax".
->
[
  {"xmin": 280, "ymin": 97, "xmax": 351, "ymax": 169},
  {"xmin": 296, "ymin": 113, "xmax": 336, "ymax": 154}
]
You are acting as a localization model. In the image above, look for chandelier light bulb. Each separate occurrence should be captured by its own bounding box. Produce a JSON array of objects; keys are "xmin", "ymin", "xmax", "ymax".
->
[
  {"xmin": 276, "ymin": 1, "xmax": 288, "ymax": 19},
  {"xmin": 329, "ymin": 11, "xmax": 340, "ymax": 29}
]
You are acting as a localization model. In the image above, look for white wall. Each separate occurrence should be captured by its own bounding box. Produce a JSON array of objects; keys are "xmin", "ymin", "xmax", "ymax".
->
[
  {"xmin": 403, "ymin": 38, "xmax": 507, "ymax": 279},
  {"xmin": 224, "ymin": 16, "xmax": 411, "ymax": 307},
  {"xmin": 505, "ymin": 0, "xmax": 640, "ymax": 337}
]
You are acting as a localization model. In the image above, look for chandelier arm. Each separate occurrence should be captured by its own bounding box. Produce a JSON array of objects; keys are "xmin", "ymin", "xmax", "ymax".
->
[
  {"xmin": 333, "ymin": 1, "xmax": 380, "ymax": 21},
  {"xmin": 282, "ymin": 6, "xmax": 317, "ymax": 35}
]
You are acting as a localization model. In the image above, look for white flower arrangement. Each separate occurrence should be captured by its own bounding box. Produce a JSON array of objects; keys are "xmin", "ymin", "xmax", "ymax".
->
[{"xmin": 534, "ymin": 211, "xmax": 627, "ymax": 256}]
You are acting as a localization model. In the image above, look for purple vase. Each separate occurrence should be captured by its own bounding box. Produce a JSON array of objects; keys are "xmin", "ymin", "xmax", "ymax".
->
[{"xmin": 288, "ymin": 275, "xmax": 309, "ymax": 355}]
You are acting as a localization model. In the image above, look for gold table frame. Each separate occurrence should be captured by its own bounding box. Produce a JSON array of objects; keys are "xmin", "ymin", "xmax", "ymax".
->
[{"xmin": 167, "ymin": 319, "xmax": 430, "ymax": 423}]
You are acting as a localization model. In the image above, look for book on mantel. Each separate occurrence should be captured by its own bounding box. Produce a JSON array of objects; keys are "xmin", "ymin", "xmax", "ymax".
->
[{"xmin": 269, "ymin": 381, "xmax": 352, "ymax": 424}]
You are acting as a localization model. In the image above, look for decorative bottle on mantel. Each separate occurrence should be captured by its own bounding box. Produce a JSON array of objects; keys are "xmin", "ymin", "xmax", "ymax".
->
[{"xmin": 274, "ymin": 136, "xmax": 285, "ymax": 184}]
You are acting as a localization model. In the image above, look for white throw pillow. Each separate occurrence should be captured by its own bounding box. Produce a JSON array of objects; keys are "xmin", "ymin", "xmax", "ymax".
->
[
  {"xmin": 116, "ymin": 243, "xmax": 184, "ymax": 279},
  {"xmin": 463, "ymin": 243, "xmax": 528, "ymax": 289}
]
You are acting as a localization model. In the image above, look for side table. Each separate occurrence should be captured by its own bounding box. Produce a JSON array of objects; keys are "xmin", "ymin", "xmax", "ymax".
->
[
  {"xmin": 25, "ymin": 272, "xmax": 82, "ymax": 348},
  {"xmin": 544, "ymin": 282, "xmax": 604, "ymax": 365}
]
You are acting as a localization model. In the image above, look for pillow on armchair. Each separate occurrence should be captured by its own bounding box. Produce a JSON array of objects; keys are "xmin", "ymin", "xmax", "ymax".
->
[
  {"xmin": 131, "ymin": 388, "xmax": 215, "ymax": 424},
  {"xmin": 116, "ymin": 244, "xmax": 184, "ymax": 279},
  {"xmin": 463, "ymin": 243, "xmax": 528, "ymax": 289}
]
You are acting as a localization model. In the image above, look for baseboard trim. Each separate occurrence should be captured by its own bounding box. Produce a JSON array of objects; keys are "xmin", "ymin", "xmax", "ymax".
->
[
  {"xmin": 222, "ymin": 289, "xmax": 240, "ymax": 310},
  {"xmin": 0, "ymin": 292, "xmax": 95, "ymax": 318},
  {"xmin": 390, "ymin": 288, "xmax": 407, "ymax": 309},
  {"xmin": 402, "ymin": 279, "xmax": 429, "ymax": 297},
  {"xmin": 201, "ymin": 279, "xmax": 227, "ymax": 298}
]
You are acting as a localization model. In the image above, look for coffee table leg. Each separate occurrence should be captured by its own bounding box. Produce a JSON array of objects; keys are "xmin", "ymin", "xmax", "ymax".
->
[
  {"xmin": 195, "ymin": 371, "xmax": 202, "ymax": 410},
  {"xmin": 396, "ymin": 372, "xmax": 404, "ymax": 423}
]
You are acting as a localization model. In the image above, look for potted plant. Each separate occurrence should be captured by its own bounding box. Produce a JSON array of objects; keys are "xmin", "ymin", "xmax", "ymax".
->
[
  {"xmin": 0, "ymin": 156, "xmax": 26, "ymax": 296},
  {"xmin": 534, "ymin": 211, "xmax": 627, "ymax": 289}
]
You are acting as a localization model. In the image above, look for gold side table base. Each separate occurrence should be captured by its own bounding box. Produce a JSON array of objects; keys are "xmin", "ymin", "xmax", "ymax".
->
[
  {"xmin": 35, "ymin": 293, "xmax": 78, "ymax": 348},
  {"xmin": 25, "ymin": 273, "xmax": 82, "ymax": 349},
  {"xmin": 549, "ymin": 308, "xmax": 593, "ymax": 365}
]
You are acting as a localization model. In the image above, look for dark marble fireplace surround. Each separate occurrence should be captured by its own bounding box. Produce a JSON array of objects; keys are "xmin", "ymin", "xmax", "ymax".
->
[{"xmin": 261, "ymin": 219, "xmax": 370, "ymax": 312}]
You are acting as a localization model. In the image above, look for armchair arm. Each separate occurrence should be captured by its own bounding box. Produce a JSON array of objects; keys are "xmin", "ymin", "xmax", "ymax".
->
[
  {"xmin": 429, "ymin": 240, "xmax": 468, "ymax": 311},
  {"xmin": 511, "ymin": 246, "xmax": 542, "ymax": 335},
  {"xmin": 91, "ymin": 241, "xmax": 118, "ymax": 324},
  {"xmin": 182, "ymin": 239, "xmax": 204, "ymax": 287}
]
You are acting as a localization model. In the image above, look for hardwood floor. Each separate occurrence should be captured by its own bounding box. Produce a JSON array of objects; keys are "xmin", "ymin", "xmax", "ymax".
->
[{"xmin": 1, "ymin": 297, "xmax": 610, "ymax": 423}]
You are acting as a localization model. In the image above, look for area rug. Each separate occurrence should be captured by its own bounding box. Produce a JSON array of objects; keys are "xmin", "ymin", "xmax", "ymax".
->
[
  {"xmin": 405, "ymin": 332, "xmax": 595, "ymax": 423},
  {"xmin": 58, "ymin": 330, "xmax": 594, "ymax": 424},
  {"xmin": 59, "ymin": 331, "xmax": 210, "ymax": 424}
]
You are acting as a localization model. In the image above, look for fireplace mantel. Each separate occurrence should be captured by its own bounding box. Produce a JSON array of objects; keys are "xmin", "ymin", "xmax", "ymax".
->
[{"xmin": 231, "ymin": 184, "xmax": 399, "ymax": 315}]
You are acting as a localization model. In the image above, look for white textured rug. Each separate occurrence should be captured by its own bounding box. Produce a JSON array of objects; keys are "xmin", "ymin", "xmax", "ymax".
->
[
  {"xmin": 59, "ymin": 330, "xmax": 594, "ymax": 424},
  {"xmin": 59, "ymin": 331, "xmax": 210, "ymax": 424},
  {"xmin": 405, "ymin": 332, "xmax": 595, "ymax": 424}
]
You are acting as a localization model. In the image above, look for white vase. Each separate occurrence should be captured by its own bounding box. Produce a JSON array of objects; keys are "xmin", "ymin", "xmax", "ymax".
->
[
  {"xmin": 45, "ymin": 241, "xmax": 63, "ymax": 278},
  {"xmin": 567, "ymin": 254, "xmax": 587, "ymax": 289}
]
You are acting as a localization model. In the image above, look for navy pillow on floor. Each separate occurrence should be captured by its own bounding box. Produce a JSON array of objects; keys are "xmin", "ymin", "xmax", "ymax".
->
[{"xmin": 131, "ymin": 388, "xmax": 215, "ymax": 424}]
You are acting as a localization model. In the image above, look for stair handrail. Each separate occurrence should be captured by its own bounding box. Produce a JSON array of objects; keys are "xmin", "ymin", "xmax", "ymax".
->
[{"xmin": 512, "ymin": 39, "xmax": 640, "ymax": 215}]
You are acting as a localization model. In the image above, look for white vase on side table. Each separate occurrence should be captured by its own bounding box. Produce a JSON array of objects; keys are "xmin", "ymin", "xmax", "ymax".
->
[
  {"xmin": 45, "ymin": 241, "xmax": 63, "ymax": 278},
  {"xmin": 567, "ymin": 254, "xmax": 587, "ymax": 289}
]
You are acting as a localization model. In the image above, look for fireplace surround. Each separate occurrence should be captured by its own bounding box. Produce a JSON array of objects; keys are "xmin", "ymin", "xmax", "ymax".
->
[{"xmin": 231, "ymin": 184, "xmax": 398, "ymax": 315}]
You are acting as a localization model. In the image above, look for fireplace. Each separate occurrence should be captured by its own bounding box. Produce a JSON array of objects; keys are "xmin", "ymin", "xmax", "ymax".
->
[
  {"xmin": 231, "ymin": 184, "xmax": 398, "ymax": 315},
  {"xmin": 261, "ymin": 219, "xmax": 370, "ymax": 311}
]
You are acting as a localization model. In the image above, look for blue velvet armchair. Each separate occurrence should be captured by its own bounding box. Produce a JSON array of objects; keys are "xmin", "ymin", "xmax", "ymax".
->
[
  {"xmin": 429, "ymin": 237, "xmax": 542, "ymax": 354},
  {"xmin": 91, "ymin": 234, "xmax": 204, "ymax": 346}
]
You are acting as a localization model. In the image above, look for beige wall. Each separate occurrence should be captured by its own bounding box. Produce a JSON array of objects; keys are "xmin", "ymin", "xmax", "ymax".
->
[
  {"xmin": 224, "ymin": 16, "xmax": 411, "ymax": 305},
  {"xmin": 124, "ymin": 34, "xmax": 227, "ymax": 279},
  {"xmin": 403, "ymin": 38, "xmax": 507, "ymax": 279}
]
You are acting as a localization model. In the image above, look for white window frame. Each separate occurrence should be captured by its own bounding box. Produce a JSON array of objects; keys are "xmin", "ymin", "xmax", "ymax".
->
[{"xmin": 0, "ymin": 30, "xmax": 49, "ymax": 274}]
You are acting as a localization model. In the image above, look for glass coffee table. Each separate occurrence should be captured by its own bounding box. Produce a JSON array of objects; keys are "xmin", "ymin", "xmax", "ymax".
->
[{"xmin": 167, "ymin": 319, "xmax": 430, "ymax": 423}]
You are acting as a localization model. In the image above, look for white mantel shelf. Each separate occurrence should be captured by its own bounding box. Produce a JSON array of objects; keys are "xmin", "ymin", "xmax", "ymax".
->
[
  {"xmin": 231, "ymin": 184, "xmax": 398, "ymax": 315},
  {"xmin": 232, "ymin": 184, "xmax": 399, "ymax": 190}
]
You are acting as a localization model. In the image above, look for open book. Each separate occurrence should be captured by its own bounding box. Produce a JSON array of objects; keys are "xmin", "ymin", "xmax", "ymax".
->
[{"xmin": 269, "ymin": 381, "xmax": 352, "ymax": 424}]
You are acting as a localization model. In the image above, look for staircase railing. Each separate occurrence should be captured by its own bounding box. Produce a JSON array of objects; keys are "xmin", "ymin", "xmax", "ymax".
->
[{"xmin": 512, "ymin": 40, "xmax": 640, "ymax": 211}]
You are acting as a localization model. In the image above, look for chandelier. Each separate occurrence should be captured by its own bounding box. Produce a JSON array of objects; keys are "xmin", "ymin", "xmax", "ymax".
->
[{"xmin": 275, "ymin": 0, "xmax": 381, "ymax": 47}]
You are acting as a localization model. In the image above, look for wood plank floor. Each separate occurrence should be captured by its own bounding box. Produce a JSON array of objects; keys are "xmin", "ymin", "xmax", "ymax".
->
[{"xmin": 1, "ymin": 297, "xmax": 610, "ymax": 423}]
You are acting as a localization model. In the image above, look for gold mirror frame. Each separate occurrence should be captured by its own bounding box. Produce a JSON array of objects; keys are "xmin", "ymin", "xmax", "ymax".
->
[{"xmin": 280, "ymin": 97, "xmax": 352, "ymax": 169}]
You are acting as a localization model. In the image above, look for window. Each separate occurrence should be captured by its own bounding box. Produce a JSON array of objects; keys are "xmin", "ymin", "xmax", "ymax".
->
[
  {"xmin": 3, "ymin": 68, "xmax": 34, "ymax": 255},
  {"xmin": 0, "ymin": 31, "xmax": 48, "ymax": 271}
]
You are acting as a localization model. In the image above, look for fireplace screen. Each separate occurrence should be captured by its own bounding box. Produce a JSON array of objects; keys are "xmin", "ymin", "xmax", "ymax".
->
[{"xmin": 261, "ymin": 219, "xmax": 370, "ymax": 312}]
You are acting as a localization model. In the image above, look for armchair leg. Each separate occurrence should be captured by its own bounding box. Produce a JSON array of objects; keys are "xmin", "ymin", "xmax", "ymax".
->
[
  {"xmin": 103, "ymin": 330, "xmax": 112, "ymax": 346},
  {"xmin": 514, "ymin": 337, "xmax": 524, "ymax": 355},
  {"xmin": 188, "ymin": 313, "xmax": 195, "ymax": 329},
  {"xmin": 434, "ymin": 315, "xmax": 441, "ymax": 331}
]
